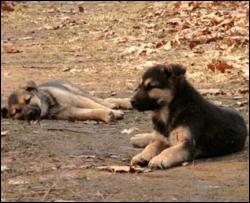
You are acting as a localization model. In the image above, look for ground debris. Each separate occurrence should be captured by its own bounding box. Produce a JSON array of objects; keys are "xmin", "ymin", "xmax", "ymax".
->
[
  {"xmin": 96, "ymin": 165, "xmax": 152, "ymax": 173},
  {"xmin": 121, "ymin": 127, "xmax": 139, "ymax": 135},
  {"xmin": 1, "ymin": 165, "xmax": 10, "ymax": 172},
  {"xmin": 199, "ymin": 88, "xmax": 223, "ymax": 95},
  {"xmin": 2, "ymin": 44, "xmax": 21, "ymax": 53},
  {"xmin": 1, "ymin": 130, "xmax": 9, "ymax": 137},
  {"xmin": 207, "ymin": 59, "xmax": 233, "ymax": 73}
]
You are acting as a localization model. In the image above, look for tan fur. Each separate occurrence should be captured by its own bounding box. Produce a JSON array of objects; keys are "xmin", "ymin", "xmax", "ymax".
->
[
  {"xmin": 131, "ymin": 126, "xmax": 192, "ymax": 169},
  {"xmin": 2, "ymin": 80, "xmax": 132, "ymax": 122},
  {"xmin": 148, "ymin": 142, "xmax": 190, "ymax": 169},
  {"xmin": 130, "ymin": 130, "xmax": 168, "ymax": 148},
  {"xmin": 103, "ymin": 98, "xmax": 132, "ymax": 109},
  {"xmin": 131, "ymin": 139, "xmax": 168, "ymax": 166},
  {"xmin": 148, "ymin": 88, "xmax": 173, "ymax": 104},
  {"xmin": 130, "ymin": 132, "xmax": 156, "ymax": 148},
  {"xmin": 168, "ymin": 126, "xmax": 192, "ymax": 146},
  {"xmin": 56, "ymin": 107, "xmax": 114, "ymax": 122},
  {"xmin": 152, "ymin": 106, "xmax": 170, "ymax": 126},
  {"xmin": 143, "ymin": 78, "xmax": 152, "ymax": 87}
]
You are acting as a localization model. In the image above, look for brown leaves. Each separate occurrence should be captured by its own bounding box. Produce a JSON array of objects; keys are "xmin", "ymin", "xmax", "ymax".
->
[
  {"xmin": 207, "ymin": 60, "xmax": 233, "ymax": 73},
  {"xmin": 97, "ymin": 165, "xmax": 151, "ymax": 173},
  {"xmin": 2, "ymin": 44, "xmax": 21, "ymax": 53},
  {"xmin": 162, "ymin": 41, "xmax": 172, "ymax": 51},
  {"xmin": 37, "ymin": 14, "xmax": 79, "ymax": 31},
  {"xmin": 143, "ymin": 2, "xmax": 249, "ymax": 51},
  {"xmin": 1, "ymin": 1, "xmax": 14, "ymax": 12}
]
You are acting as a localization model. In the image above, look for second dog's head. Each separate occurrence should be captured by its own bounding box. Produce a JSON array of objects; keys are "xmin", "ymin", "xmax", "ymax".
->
[
  {"xmin": 1, "ymin": 81, "xmax": 42, "ymax": 121},
  {"xmin": 131, "ymin": 64, "xmax": 186, "ymax": 111}
]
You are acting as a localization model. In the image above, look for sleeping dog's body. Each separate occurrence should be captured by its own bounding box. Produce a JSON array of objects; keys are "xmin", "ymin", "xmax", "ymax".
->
[
  {"xmin": 2, "ymin": 80, "xmax": 132, "ymax": 123},
  {"xmin": 130, "ymin": 64, "xmax": 247, "ymax": 169}
]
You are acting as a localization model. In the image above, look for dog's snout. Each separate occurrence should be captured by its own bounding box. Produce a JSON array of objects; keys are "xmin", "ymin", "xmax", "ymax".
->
[
  {"xmin": 26, "ymin": 110, "xmax": 35, "ymax": 119},
  {"xmin": 23, "ymin": 106, "xmax": 41, "ymax": 121}
]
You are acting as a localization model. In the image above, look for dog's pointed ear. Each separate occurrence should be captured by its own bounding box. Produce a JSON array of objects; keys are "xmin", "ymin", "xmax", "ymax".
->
[
  {"xmin": 164, "ymin": 64, "xmax": 186, "ymax": 78},
  {"xmin": 21, "ymin": 81, "xmax": 38, "ymax": 92},
  {"xmin": 1, "ymin": 105, "xmax": 9, "ymax": 118}
]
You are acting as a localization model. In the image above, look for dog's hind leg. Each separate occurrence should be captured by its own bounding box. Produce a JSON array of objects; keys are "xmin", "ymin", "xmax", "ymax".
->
[
  {"xmin": 103, "ymin": 98, "xmax": 132, "ymax": 109},
  {"xmin": 59, "ymin": 107, "xmax": 122, "ymax": 123},
  {"xmin": 130, "ymin": 132, "xmax": 157, "ymax": 148}
]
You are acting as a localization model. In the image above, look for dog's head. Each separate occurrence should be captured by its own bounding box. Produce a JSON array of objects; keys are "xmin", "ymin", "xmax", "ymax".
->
[
  {"xmin": 1, "ymin": 81, "xmax": 42, "ymax": 121},
  {"xmin": 131, "ymin": 64, "xmax": 186, "ymax": 111}
]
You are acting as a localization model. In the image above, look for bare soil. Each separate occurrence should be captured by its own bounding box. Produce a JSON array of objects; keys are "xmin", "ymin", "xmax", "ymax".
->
[{"xmin": 1, "ymin": 2, "xmax": 249, "ymax": 202}]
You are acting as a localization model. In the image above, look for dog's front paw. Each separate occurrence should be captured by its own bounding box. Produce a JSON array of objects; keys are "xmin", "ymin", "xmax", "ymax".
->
[
  {"xmin": 148, "ymin": 154, "xmax": 170, "ymax": 169},
  {"xmin": 102, "ymin": 111, "xmax": 115, "ymax": 123},
  {"xmin": 111, "ymin": 110, "xmax": 124, "ymax": 120},
  {"xmin": 130, "ymin": 152, "xmax": 152, "ymax": 167}
]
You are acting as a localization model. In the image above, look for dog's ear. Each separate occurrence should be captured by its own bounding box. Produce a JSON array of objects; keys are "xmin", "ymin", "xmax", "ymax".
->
[
  {"xmin": 1, "ymin": 105, "xmax": 9, "ymax": 118},
  {"xmin": 21, "ymin": 81, "xmax": 38, "ymax": 92},
  {"xmin": 164, "ymin": 64, "xmax": 186, "ymax": 78}
]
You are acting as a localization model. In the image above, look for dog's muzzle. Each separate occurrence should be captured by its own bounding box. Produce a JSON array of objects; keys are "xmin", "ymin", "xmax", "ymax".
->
[{"xmin": 23, "ymin": 105, "xmax": 41, "ymax": 121}]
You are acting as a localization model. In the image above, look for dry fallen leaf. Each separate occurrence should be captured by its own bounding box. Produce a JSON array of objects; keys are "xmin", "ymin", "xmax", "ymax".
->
[
  {"xmin": 2, "ymin": 44, "xmax": 21, "ymax": 53},
  {"xmin": 238, "ymin": 88, "xmax": 249, "ymax": 94},
  {"xmin": 163, "ymin": 41, "xmax": 172, "ymax": 51},
  {"xmin": 78, "ymin": 6, "xmax": 84, "ymax": 12},
  {"xmin": 236, "ymin": 101, "xmax": 248, "ymax": 107},
  {"xmin": 97, "ymin": 165, "xmax": 151, "ymax": 173},
  {"xmin": 199, "ymin": 88, "xmax": 222, "ymax": 95},
  {"xmin": 155, "ymin": 40, "xmax": 167, "ymax": 48},
  {"xmin": 207, "ymin": 60, "xmax": 233, "ymax": 73},
  {"xmin": 1, "ymin": 130, "xmax": 9, "ymax": 137},
  {"xmin": 121, "ymin": 127, "xmax": 139, "ymax": 135},
  {"xmin": 1, "ymin": 165, "xmax": 9, "ymax": 172},
  {"xmin": 8, "ymin": 179, "xmax": 29, "ymax": 185},
  {"xmin": 1, "ymin": 1, "xmax": 14, "ymax": 12},
  {"xmin": 213, "ymin": 100, "xmax": 223, "ymax": 106}
]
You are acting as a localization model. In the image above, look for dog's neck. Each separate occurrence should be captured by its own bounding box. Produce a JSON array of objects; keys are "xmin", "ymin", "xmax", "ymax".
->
[
  {"xmin": 152, "ymin": 80, "xmax": 204, "ymax": 137},
  {"xmin": 36, "ymin": 89, "xmax": 58, "ymax": 118},
  {"xmin": 152, "ymin": 106, "xmax": 170, "ymax": 136}
]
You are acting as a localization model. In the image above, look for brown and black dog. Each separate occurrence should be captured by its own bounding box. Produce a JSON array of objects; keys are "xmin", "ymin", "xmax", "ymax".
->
[
  {"xmin": 1, "ymin": 80, "xmax": 132, "ymax": 123},
  {"xmin": 130, "ymin": 64, "xmax": 247, "ymax": 169}
]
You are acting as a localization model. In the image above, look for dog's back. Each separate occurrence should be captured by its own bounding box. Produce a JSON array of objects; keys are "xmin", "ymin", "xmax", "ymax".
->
[{"xmin": 196, "ymin": 103, "xmax": 247, "ymax": 158}]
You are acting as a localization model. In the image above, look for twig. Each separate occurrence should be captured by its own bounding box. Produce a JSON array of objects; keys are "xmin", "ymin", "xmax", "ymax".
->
[
  {"xmin": 46, "ymin": 128, "xmax": 85, "ymax": 134},
  {"xmin": 42, "ymin": 182, "xmax": 57, "ymax": 201}
]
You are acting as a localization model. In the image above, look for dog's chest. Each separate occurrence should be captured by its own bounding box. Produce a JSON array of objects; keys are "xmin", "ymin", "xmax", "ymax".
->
[{"xmin": 152, "ymin": 107, "xmax": 171, "ymax": 136}]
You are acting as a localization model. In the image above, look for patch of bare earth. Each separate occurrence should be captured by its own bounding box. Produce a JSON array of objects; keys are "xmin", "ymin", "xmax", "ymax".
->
[{"xmin": 1, "ymin": 1, "xmax": 249, "ymax": 201}]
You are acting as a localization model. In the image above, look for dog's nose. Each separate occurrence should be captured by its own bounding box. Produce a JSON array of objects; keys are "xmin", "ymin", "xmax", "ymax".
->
[
  {"xmin": 23, "ymin": 106, "xmax": 41, "ymax": 121},
  {"xmin": 26, "ymin": 110, "xmax": 36, "ymax": 120}
]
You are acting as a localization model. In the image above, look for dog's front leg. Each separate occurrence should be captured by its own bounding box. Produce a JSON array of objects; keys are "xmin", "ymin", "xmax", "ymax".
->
[
  {"xmin": 148, "ymin": 141, "xmax": 192, "ymax": 169},
  {"xmin": 131, "ymin": 139, "xmax": 168, "ymax": 167}
]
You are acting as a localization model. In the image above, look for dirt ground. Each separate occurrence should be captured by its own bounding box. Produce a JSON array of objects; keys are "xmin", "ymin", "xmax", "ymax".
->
[{"xmin": 1, "ymin": 2, "xmax": 249, "ymax": 202}]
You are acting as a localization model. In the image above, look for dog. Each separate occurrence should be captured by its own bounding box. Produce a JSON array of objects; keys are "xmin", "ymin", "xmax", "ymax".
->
[
  {"xmin": 1, "ymin": 80, "xmax": 132, "ymax": 123},
  {"xmin": 130, "ymin": 64, "xmax": 247, "ymax": 169}
]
